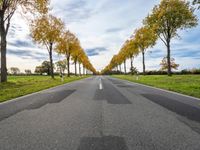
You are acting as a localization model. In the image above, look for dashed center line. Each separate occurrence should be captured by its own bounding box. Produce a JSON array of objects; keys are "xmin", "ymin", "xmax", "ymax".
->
[{"xmin": 99, "ymin": 78, "xmax": 103, "ymax": 90}]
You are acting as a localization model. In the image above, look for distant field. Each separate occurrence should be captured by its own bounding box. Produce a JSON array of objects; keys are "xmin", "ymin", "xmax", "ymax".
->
[
  {"xmin": 112, "ymin": 75, "xmax": 200, "ymax": 99},
  {"xmin": 0, "ymin": 75, "xmax": 88, "ymax": 103}
]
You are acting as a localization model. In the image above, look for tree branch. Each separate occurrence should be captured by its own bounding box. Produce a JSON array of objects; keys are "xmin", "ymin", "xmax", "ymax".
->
[
  {"xmin": 44, "ymin": 41, "xmax": 50, "ymax": 53},
  {"xmin": 158, "ymin": 34, "xmax": 167, "ymax": 46}
]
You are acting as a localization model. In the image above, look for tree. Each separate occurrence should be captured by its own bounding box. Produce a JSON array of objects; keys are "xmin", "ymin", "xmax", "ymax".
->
[
  {"xmin": 68, "ymin": 37, "xmax": 82, "ymax": 76},
  {"xmin": 114, "ymin": 45, "xmax": 128, "ymax": 74},
  {"xmin": 56, "ymin": 31, "xmax": 78, "ymax": 77},
  {"xmin": 119, "ymin": 40, "xmax": 130, "ymax": 74},
  {"xmin": 144, "ymin": 0, "xmax": 198, "ymax": 76},
  {"xmin": 80, "ymin": 53, "xmax": 96, "ymax": 75},
  {"xmin": 123, "ymin": 59, "xmax": 127, "ymax": 74},
  {"xmin": 101, "ymin": 39, "xmax": 139, "ymax": 75},
  {"xmin": 130, "ymin": 66, "xmax": 138, "ymax": 75},
  {"xmin": 160, "ymin": 57, "xmax": 179, "ymax": 71},
  {"xmin": 71, "ymin": 41, "xmax": 82, "ymax": 76},
  {"xmin": 134, "ymin": 26, "xmax": 157, "ymax": 75},
  {"xmin": 77, "ymin": 50, "xmax": 85, "ymax": 76},
  {"xmin": 31, "ymin": 14, "xmax": 64, "ymax": 79},
  {"xmin": 35, "ymin": 66, "xmax": 43, "ymax": 75},
  {"xmin": 56, "ymin": 59, "xmax": 67, "ymax": 75},
  {"xmin": 0, "ymin": 0, "xmax": 49, "ymax": 82},
  {"xmin": 25, "ymin": 69, "xmax": 32, "ymax": 75},
  {"xmin": 110, "ymin": 55, "xmax": 118, "ymax": 71},
  {"xmin": 41, "ymin": 61, "xmax": 52, "ymax": 75},
  {"xmin": 125, "ymin": 39, "xmax": 139, "ymax": 75},
  {"xmin": 10, "ymin": 67, "xmax": 20, "ymax": 75},
  {"xmin": 117, "ymin": 50, "xmax": 125, "ymax": 74},
  {"xmin": 35, "ymin": 61, "xmax": 52, "ymax": 75}
]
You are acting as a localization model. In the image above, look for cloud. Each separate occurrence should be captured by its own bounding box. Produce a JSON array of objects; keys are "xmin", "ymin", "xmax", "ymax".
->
[
  {"xmin": 173, "ymin": 49, "xmax": 200, "ymax": 59},
  {"xmin": 8, "ymin": 48, "xmax": 48, "ymax": 61},
  {"xmin": 86, "ymin": 47, "xmax": 108, "ymax": 56},
  {"xmin": 148, "ymin": 49, "xmax": 165, "ymax": 58},
  {"xmin": 8, "ymin": 40, "xmax": 34, "ymax": 48},
  {"xmin": 105, "ymin": 27, "xmax": 124, "ymax": 33},
  {"xmin": 51, "ymin": 0, "xmax": 97, "ymax": 23},
  {"xmin": 86, "ymin": 51, "xmax": 99, "ymax": 56}
]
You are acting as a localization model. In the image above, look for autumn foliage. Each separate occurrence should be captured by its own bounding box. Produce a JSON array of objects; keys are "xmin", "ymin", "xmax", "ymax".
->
[
  {"xmin": 102, "ymin": 0, "xmax": 198, "ymax": 76},
  {"xmin": 0, "ymin": 0, "xmax": 49, "ymax": 82}
]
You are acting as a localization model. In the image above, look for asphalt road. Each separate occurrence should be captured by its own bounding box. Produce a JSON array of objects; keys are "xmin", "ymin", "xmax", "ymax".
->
[{"xmin": 0, "ymin": 76, "xmax": 200, "ymax": 150}]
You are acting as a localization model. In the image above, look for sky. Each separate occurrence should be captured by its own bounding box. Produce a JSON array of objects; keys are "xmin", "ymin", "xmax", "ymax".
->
[{"xmin": 4, "ymin": 0, "xmax": 200, "ymax": 73}]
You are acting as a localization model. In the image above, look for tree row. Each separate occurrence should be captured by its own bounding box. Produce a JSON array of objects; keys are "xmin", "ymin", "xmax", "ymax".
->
[
  {"xmin": 0, "ymin": 0, "xmax": 96, "ymax": 82},
  {"xmin": 102, "ymin": 0, "xmax": 199, "ymax": 76}
]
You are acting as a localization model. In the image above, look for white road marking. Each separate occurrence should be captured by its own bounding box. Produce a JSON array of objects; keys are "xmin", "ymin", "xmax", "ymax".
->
[{"xmin": 99, "ymin": 78, "xmax": 103, "ymax": 90}]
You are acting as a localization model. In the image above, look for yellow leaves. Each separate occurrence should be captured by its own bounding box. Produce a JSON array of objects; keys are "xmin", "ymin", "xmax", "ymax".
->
[
  {"xmin": 55, "ymin": 30, "xmax": 96, "ymax": 73},
  {"xmin": 1, "ymin": 0, "xmax": 49, "ymax": 17},
  {"xmin": 21, "ymin": 0, "xmax": 49, "ymax": 14},
  {"xmin": 34, "ymin": 0, "xmax": 49, "ymax": 14},
  {"xmin": 80, "ymin": 52, "xmax": 95, "ymax": 72},
  {"xmin": 55, "ymin": 31, "xmax": 77, "ymax": 55},
  {"xmin": 102, "ymin": 0, "xmax": 198, "ymax": 74},
  {"xmin": 160, "ymin": 57, "xmax": 179, "ymax": 71},
  {"xmin": 120, "ymin": 39, "xmax": 139, "ymax": 59},
  {"xmin": 31, "ymin": 14, "xmax": 64, "ymax": 48},
  {"xmin": 0, "ymin": 0, "xmax": 96, "ymax": 75},
  {"xmin": 142, "ymin": 0, "xmax": 198, "ymax": 75},
  {"xmin": 29, "ymin": 14, "xmax": 97, "ymax": 74},
  {"xmin": 103, "ymin": 24, "xmax": 158, "ymax": 73},
  {"xmin": 134, "ymin": 26, "xmax": 157, "ymax": 51},
  {"xmin": 103, "ymin": 38, "xmax": 139, "ymax": 73},
  {"xmin": 71, "ymin": 44, "xmax": 83, "ymax": 61},
  {"xmin": 144, "ymin": 0, "xmax": 198, "ymax": 38}
]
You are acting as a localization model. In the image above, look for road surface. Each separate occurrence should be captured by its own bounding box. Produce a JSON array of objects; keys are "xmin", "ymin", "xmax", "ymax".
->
[{"xmin": 0, "ymin": 76, "xmax": 200, "ymax": 150}]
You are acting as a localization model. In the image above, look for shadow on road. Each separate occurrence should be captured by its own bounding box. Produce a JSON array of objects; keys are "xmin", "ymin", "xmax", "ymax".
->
[
  {"xmin": 77, "ymin": 136, "xmax": 128, "ymax": 150},
  {"xmin": 142, "ymin": 94, "xmax": 200, "ymax": 123},
  {"xmin": 94, "ymin": 79, "xmax": 131, "ymax": 104},
  {"xmin": 0, "ymin": 89, "xmax": 76, "ymax": 122}
]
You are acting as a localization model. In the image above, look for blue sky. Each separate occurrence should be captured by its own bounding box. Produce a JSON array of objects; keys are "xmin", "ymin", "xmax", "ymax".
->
[{"xmin": 6, "ymin": 0, "xmax": 200, "ymax": 72}]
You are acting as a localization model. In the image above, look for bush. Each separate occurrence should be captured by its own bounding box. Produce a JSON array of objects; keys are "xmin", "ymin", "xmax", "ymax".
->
[
  {"xmin": 105, "ymin": 68, "xmax": 200, "ymax": 75},
  {"xmin": 180, "ymin": 68, "xmax": 200, "ymax": 75}
]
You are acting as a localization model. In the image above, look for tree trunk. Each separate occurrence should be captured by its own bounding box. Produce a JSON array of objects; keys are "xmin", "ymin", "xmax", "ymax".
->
[
  {"xmin": 79, "ymin": 62, "xmax": 81, "ymax": 76},
  {"xmin": 67, "ymin": 55, "xmax": 70, "ymax": 77},
  {"xmin": 83, "ymin": 65, "xmax": 85, "ymax": 76},
  {"xmin": 0, "ymin": 14, "xmax": 7, "ymax": 82},
  {"xmin": 74, "ymin": 59, "xmax": 77, "ymax": 76},
  {"xmin": 0, "ymin": 34, "xmax": 7, "ymax": 82},
  {"xmin": 124, "ymin": 60, "xmax": 126, "ymax": 74},
  {"xmin": 119, "ymin": 64, "xmax": 122, "ymax": 74},
  {"xmin": 142, "ymin": 51, "xmax": 146, "ymax": 75},
  {"xmin": 167, "ymin": 41, "xmax": 172, "ymax": 76},
  {"xmin": 130, "ymin": 57, "xmax": 133, "ymax": 75},
  {"xmin": 86, "ymin": 69, "xmax": 88, "ymax": 75},
  {"xmin": 49, "ymin": 42, "xmax": 54, "ymax": 79}
]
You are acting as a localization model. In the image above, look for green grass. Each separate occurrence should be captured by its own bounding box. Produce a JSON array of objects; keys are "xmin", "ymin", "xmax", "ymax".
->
[
  {"xmin": 0, "ymin": 75, "xmax": 89, "ymax": 103},
  {"xmin": 112, "ymin": 75, "xmax": 200, "ymax": 99}
]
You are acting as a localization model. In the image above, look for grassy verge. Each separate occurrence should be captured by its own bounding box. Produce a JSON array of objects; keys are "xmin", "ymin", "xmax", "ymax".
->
[
  {"xmin": 0, "ymin": 75, "xmax": 89, "ymax": 103},
  {"xmin": 112, "ymin": 75, "xmax": 200, "ymax": 99}
]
